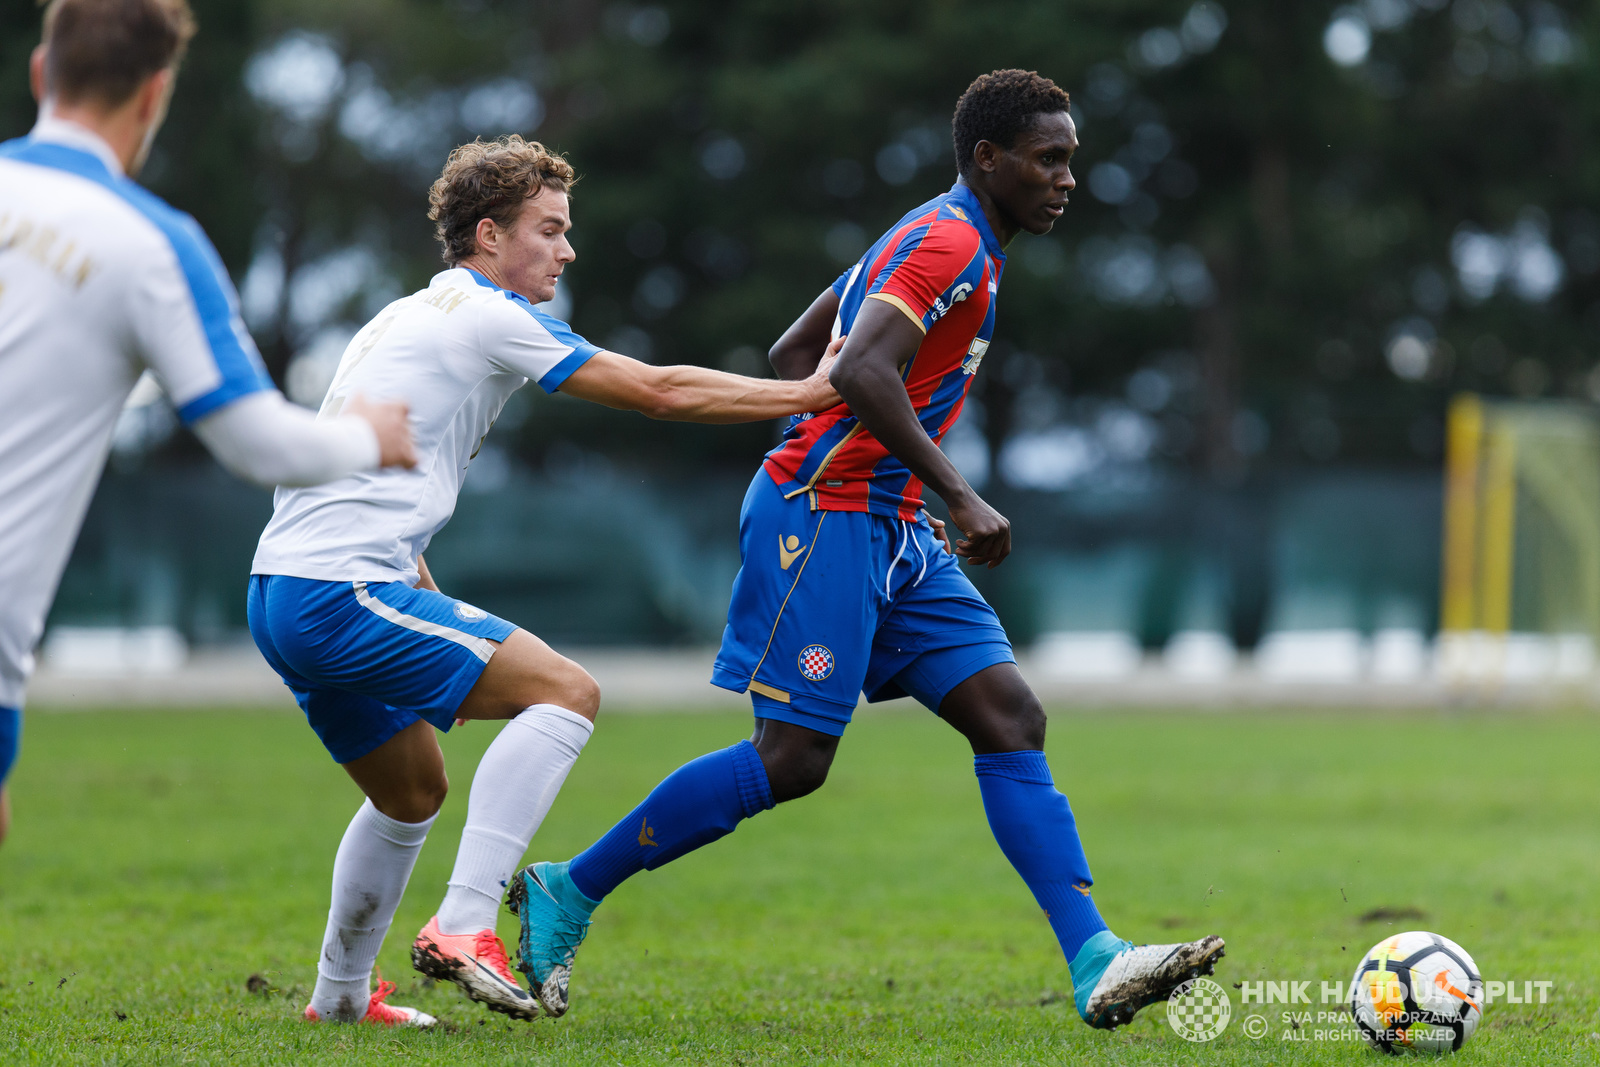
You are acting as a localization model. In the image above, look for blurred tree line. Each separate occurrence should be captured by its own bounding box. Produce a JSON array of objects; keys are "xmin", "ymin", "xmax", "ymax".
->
[{"xmin": 5, "ymin": 0, "xmax": 1597, "ymax": 487}]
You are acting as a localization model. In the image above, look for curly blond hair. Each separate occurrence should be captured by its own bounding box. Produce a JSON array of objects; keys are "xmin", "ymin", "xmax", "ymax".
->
[{"xmin": 428, "ymin": 136, "xmax": 577, "ymax": 265}]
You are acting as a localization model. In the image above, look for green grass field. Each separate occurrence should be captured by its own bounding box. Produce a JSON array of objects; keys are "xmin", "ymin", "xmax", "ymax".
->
[{"xmin": 1, "ymin": 704, "xmax": 1596, "ymax": 1064}]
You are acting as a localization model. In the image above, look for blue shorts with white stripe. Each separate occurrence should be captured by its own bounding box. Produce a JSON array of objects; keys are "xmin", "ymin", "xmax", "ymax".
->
[{"xmin": 247, "ymin": 574, "xmax": 516, "ymax": 763}]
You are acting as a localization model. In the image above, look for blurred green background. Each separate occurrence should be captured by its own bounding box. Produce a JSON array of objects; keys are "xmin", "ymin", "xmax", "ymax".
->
[{"xmin": 7, "ymin": 0, "xmax": 1596, "ymax": 652}]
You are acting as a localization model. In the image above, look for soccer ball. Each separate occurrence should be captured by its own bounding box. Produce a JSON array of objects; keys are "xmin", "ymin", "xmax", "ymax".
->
[{"xmin": 1349, "ymin": 931, "xmax": 1482, "ymax": 1053}]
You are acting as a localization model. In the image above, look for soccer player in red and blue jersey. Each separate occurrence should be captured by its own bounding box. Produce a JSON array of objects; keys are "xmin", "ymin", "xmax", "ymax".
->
[{"xmin": 509, "ymin": 70, "xmax": 1225, "ymax": 1029}]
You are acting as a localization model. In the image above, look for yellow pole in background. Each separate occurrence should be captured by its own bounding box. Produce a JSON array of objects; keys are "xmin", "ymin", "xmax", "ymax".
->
[
  {"xmin": 1478, "ymin": 420, "xmax": 1518, "ymax": 637},
  {"xmin": 1440, "ymin": 394, "xmax": 1484, "ymax": 633}
]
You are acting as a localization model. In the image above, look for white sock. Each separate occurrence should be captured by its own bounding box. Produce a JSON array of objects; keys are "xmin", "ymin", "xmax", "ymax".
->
[
  {"xmin": 436, "ymin": 704, "xmax": 594, "ymax": 935},
  {"xmin": 308, "ymin": 800, "xmax": 436, "ymax": 1021}
]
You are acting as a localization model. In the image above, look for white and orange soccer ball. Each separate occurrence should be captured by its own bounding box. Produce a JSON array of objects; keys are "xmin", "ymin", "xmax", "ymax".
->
[{"xmin": 1349, "ymin": 931, "xmax": 1482, "ymax": 1053}]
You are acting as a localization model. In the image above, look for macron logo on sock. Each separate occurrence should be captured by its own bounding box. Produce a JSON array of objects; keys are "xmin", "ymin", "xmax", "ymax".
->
[{"xmin": 637, "ymin": 817, "xmax": 658, "ymax": 847}]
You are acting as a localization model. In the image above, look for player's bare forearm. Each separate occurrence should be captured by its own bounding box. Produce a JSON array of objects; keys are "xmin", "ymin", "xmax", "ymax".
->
[
  {"xmin": 645, "ymin": 360, "xmax": 840, "ymax": 422},
  {"xmin": 830, "ymin": 298, "xmax": 1012, "ymax": 566},
  {"xmin": 768, "ymin": 287, "xmax": 841, "ymax": 381},
  {"xmin": 562, "ymin": 349, "xmax": 840, "ymax": 424}
]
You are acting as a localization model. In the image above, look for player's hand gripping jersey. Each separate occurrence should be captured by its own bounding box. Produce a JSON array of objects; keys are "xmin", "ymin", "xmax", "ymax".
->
[
  {"xmin": 252, "ymin": 268, "xmax": 597, "ymax": 585},
  {"xmin": 763, "ymin": 181, "xmax": 1002, "ymax": 520}
]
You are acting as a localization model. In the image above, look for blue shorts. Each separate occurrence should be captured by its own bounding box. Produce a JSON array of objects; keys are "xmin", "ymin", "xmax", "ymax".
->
[
  {"xmin": 0, "ymin": 704, "xmax": 18, "ymax": 786},
  {"xmin": 247, "ymin": 574, "xmax": 517, "ymax": 763},
  {"xmin": 711, "ymin": 473, "xmax": 1015, "ymax": 736}
]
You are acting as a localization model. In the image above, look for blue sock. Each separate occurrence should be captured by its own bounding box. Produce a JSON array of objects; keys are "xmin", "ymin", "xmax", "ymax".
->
[
  {"xmin": 975, "ymin": 750, "xmax": 1111, "ymax": 964},
  {"xmin": 0, "ymin": 705, "xmax": 19, "ymax": 786},
  {"xmin": 568, "ymin": 739, "xmax": 774, "ymax": 901}
]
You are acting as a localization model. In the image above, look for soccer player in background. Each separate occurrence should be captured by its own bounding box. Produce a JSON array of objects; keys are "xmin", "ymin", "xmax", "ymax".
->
[
  {"xmin": 246, "ymin": 136, "xmax": 841, "ymax": 1027},
  {"xmin": 0, "ymin": 0, "xmax": 416, "ymax": 849},
  {"xmin": 510, "ymin": 70, "xmax": 1225, "ymax": 1030}
]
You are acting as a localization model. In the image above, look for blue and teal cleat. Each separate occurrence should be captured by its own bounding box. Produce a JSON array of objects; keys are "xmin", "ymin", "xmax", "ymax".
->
[
  {"xmin": 1071, "ymin": 931, "xmax": 1227, "ymax": 1030},
  {"xmin": 506, "ymin": 860, "xmax": 599, "ymax": 1017}
]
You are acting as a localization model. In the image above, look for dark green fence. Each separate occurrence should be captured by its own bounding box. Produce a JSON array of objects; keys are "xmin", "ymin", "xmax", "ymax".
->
[{"xmin": 47, "ymin": 465, "xmax": 1441, "ymax": 651}]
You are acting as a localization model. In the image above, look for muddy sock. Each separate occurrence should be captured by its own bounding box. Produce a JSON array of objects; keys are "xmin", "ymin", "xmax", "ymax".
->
[{"xmin": 308, "ymin": 800, "xmax": 434, "ymax": 1021}]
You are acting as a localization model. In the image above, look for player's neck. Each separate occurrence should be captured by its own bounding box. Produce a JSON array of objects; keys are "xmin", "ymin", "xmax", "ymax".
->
[
  {"xmin": 458, "ymin": 255, "xmax": 512, "ymax": 294},
  {"xmin": 959, "ymin": 176, "xmax": 1021, "ymax": 250},
  {"xmin": 41, "ymin": 101, "xmax": 152, "ymax": 177}
]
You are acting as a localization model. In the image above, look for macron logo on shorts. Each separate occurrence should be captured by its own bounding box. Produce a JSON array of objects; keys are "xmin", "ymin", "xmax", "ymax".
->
[{"xmin": 778, "ymin": 535, "xmax": 805, "ymax": 570}]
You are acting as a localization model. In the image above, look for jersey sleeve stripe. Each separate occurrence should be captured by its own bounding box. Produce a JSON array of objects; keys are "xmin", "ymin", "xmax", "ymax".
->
[
  {"xmin": 160, "ymin": 209, "xmax": 275, "ymax": 422},
  {"xmin": 872, "ymin": 222, "xmax": 985, "ymax": 329},
  {"xmin": 509, "ymin": 299, "xmax": 600, "ymax": 393},
  {"xmin": 0, "ymin": 139, "xmax": 274, "ymax": 425},
  {"xmin": 462, "ymin": 269, "xmax": 601, "ymax": 392},
  {"xmin": 864, "ymin": 292, "xmax": 928, "ymax": 333},
  {"xmin": 537, "ymin": 349, "xmax": 596, "ymax": 393}
]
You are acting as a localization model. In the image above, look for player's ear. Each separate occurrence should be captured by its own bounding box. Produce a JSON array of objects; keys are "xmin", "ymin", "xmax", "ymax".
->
[
  {"xmin": 971, "ymin": 139, "xmax": 1000, "ymax": 174},
  {"xmin": 136, "ymin": 68, "xmax": 172, "ymax": 124},
  {"xmin": 474, "ymin": 216, "xmax": 500, "ymax": 256},
  {"xmin": 29, "ymin": 45, "xmax": 47, "ymax": 104}
]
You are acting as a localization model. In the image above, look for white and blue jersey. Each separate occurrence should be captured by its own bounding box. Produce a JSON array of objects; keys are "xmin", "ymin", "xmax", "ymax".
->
[
  {"xmin": 248, "ymin": 266, "xmax": 599, "ymax": 762},
  {"xmin": 0, "ymin": 118, "xmax": 275, "ymax": 712},
  {"xmin": 252, "ymin": 267, "xmax": 596, "ymax": 586}
]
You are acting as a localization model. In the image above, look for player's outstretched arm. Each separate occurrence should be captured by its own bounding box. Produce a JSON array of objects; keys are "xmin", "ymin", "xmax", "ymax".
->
[
  {"xmin": 560, "ymin": 344, "xmax": 841, "ymax": 424},
  {"xmin": 768, "ymin": 286, "xmax": 842, "ymax": 381},
  {"xmin": 193, "ymin": 390, "xmax": 417, "ymax": 487},
  {"xmin": 829, "ymin": 298, "xmax": 1012, "ymax": 567}
]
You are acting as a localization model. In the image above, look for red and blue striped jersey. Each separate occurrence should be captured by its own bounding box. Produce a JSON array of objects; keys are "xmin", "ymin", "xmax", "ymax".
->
[{"xmin": 764, "ymin": 181, "xmax": 1004, "ymax": 520}]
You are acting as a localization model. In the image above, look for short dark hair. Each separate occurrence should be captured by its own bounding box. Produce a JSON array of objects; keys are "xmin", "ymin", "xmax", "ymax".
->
[
  {"xmin": 41, "ymin": 0, "xmax": 196, "ymax": 107},
  {"xmin": 951, "ymin": 69, "xmax": 1072, "ymax": 176},
  {"xmin": 428, "ymin": 135, "xmax": 577, "ymax": 265}
]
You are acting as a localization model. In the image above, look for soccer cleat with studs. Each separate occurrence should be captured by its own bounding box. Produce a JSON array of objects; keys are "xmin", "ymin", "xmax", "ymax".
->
[
  {"xmin": 507, "ymin": 861, "xmax": 592, "ymax": 1018},
  {"xmin": 1081, "ymin": 935, "xmax": 1227, "ymax": 1030},
  {"xmin": 410, "ymin": 915, "xmax": 540, "ymax": 1020}
]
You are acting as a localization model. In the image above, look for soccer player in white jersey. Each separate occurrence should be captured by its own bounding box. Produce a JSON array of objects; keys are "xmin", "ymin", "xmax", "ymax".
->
[
  {"xmin": 247, "ymin": 135, "xmax": 840, "ymax": 1027},
  {"xmin": 0, "ymin": 0, "xmax": 416, "ymax": 851}
]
